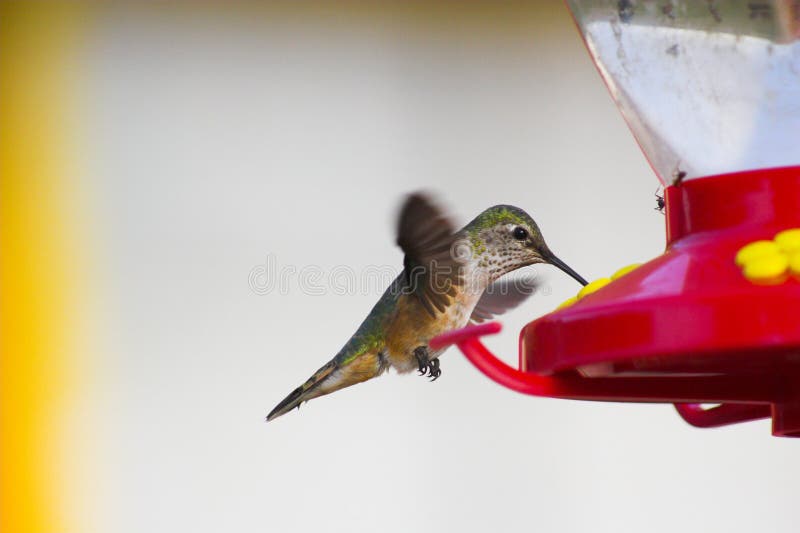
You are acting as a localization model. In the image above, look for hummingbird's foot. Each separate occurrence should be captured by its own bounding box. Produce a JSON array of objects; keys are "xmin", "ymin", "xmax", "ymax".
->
[
  {"xmin": 413, "ymin": 346, "xmax": 442, "ymax": 381},
  {"xmin": 427, "ymin": 357, "xmax": 441, "ymax": 381}
]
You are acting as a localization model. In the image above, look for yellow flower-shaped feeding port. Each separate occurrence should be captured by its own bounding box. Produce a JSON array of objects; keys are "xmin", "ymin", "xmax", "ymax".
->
[
  {"xmin": 556, "ymin": 296, "xmax": 579, "ymax": 310},
  {"xmin": 734, "ymin": 240, "xmax": 780, "ymax": 266},
  {"xmin": 578, "ymin": 278, "xmax": 611, "ymax": 298},
  {"xmin": 743, "ymin": 255, "xmax": 789, "ymax": 284},
  {"xmin": 775, "ymin": 228, "xmax": 800, "ymax": 254},
  {"xmin": 556, "ymin": 263, "xmax": 641, "ymax": 310},
  {"xmin": 790, "ymin": 252, "xmax": 800, "ymax": 275},
  {"xmin": 736, "ymin": 228, "xmax": 800, "ymax": 285}
]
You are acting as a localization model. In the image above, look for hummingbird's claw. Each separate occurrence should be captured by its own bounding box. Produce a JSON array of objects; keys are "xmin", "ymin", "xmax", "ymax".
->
[{"xmin": 427, "ymin": 357, "xmax": 441, "ymax": 381}]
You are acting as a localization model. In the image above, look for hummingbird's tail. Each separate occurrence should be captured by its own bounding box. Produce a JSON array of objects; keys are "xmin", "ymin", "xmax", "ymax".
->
[
  {"xmin": 265, "ymin": 387, "xmax": 305, "ymax": 422},
  {"xmin": 266, "ymin": 350, "xmax": 386, "ymax": 422},
  {"xmin": 266, "ymin": 360, "xmax": 336, "ymax": 422}
]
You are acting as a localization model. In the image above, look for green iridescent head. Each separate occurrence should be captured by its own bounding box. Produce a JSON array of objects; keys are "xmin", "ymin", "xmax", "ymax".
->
[{"xmin": 462, "ymin": 205, "xmax": 587, "ymax": 286}]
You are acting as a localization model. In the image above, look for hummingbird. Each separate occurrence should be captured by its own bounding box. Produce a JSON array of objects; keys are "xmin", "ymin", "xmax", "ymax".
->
[{"xmin": 266, "ymin": 193, "xmax": 587, "ymax": 421}]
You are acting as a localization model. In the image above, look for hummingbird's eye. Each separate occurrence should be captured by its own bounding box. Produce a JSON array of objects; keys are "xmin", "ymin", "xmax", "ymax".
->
[{"xmin": 512, "ymin": 227, "xmax": 528, "ymax": 241}]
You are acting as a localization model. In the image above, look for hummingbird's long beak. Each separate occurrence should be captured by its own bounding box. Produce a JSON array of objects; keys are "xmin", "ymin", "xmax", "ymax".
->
[{"xmin": 544, "ymin": 252, "xmax": 588, "ymax": 286}]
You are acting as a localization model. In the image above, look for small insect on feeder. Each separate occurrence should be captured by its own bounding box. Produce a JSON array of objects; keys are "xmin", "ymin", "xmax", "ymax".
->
[{"xmin": 431, "ymin": 1, "xmax": 800, "ymax": 437}]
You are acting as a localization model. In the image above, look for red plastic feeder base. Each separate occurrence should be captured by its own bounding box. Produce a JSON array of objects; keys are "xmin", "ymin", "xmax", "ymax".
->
[{"xmin": 432, "ymin": 167, "xmax": 800, "ymax": 437}]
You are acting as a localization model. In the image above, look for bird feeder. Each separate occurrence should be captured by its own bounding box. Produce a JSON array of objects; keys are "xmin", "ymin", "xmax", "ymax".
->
[{"xmin": 431, "ymin": 1, "xmax": 800, "ymax": 437}]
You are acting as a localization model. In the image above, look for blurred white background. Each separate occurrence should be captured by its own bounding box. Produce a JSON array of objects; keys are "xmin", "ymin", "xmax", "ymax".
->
[{"xmin": 77, "ymin": 2, "xmax": 797, "ymax": 532}]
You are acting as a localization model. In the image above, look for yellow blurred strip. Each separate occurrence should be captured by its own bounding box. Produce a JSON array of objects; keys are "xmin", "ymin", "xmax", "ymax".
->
[{"xmin": 1, "ymin": 3, "xmax": 86, "ymax": 532}]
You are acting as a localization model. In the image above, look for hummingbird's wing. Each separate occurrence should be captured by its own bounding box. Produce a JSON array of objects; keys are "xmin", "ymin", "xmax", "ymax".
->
[
  {"xmin": 470, "ymin": 277, "xmax": 538, "ymax": 323},
  {"xmin": 396, "ymin": 193, "xmax": 465, "ymax": 317}
]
